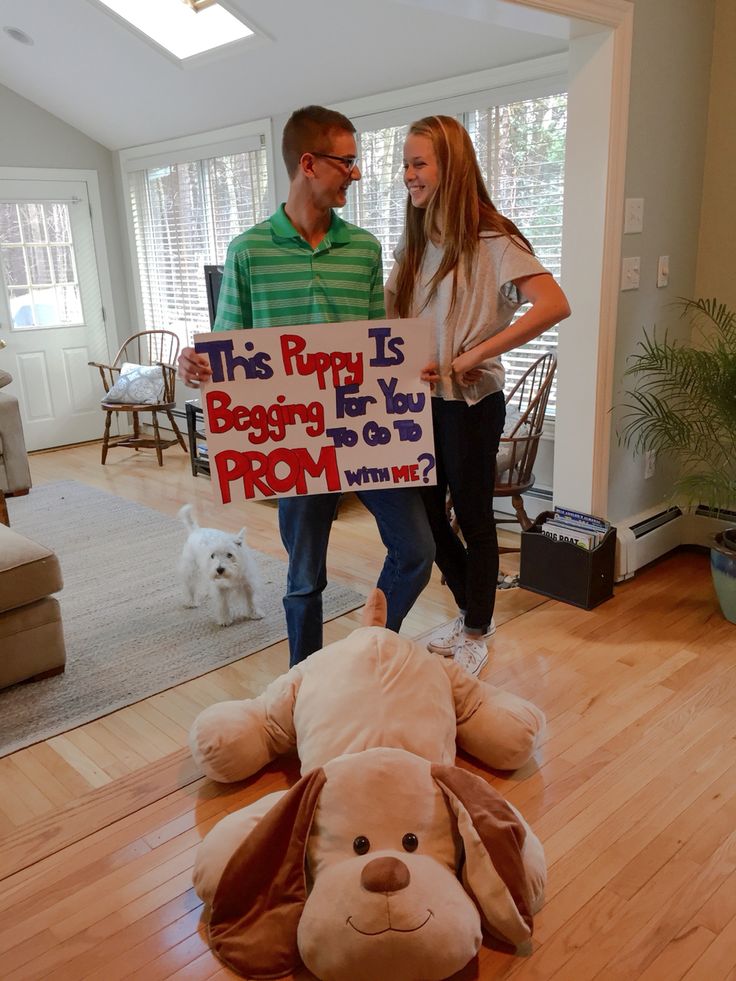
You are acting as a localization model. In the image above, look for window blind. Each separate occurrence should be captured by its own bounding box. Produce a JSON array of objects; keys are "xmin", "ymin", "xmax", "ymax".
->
[
  {"xmin": 345, "ymin": 93, "xmax": 567, "ymax": 414},
  {"xmin": 464, "ymin": 94, "xmax": 567, "ymax": 413},
  {"xmin": 128, "ymin": 144, "xmax": 270, "ymax": 349}
]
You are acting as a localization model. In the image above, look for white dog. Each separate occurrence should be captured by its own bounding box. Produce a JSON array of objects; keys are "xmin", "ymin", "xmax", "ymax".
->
[{"xmin": 178, "ymin": 505, "xmax": 264, "ymax": 627}]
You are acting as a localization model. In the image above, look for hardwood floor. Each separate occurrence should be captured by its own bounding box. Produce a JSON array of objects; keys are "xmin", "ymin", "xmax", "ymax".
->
[{"xmin": 2, "ymin": 442, "xmax": 735, "ymax": 980}]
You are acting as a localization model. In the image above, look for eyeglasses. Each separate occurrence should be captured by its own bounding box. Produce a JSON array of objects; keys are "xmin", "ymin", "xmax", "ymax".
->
[{"xmin": 310, "ymin": 152, "xmax": 359, "ymax": 172}]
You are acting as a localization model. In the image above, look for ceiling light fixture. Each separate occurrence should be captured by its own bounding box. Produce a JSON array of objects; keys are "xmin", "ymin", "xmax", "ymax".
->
[{"xmin": 3, "ymin": 26, "xmax": 34, "ymax": 45}]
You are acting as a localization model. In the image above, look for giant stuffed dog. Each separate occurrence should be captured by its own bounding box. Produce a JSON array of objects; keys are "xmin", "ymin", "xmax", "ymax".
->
[{"xmin": 190, "ymin": 591, "xmax": 547, "ymax": 981}]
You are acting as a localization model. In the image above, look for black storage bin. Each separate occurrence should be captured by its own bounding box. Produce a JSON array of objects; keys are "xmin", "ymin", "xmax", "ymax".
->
[{"xmin": 519, "ymin": 511, "xmax": 616, "ymax": 610}]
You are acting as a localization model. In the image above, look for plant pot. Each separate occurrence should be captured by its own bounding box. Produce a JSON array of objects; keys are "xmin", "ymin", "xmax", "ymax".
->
[{"xmin": 710, "ymin": 531, "xmax": 736, "ymax": 624}]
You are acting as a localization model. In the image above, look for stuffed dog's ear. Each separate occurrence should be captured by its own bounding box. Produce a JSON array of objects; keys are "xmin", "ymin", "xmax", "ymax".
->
[
  {"xmin": 208, "ymin": 767, "xmax": 326, "ymax": 979},
  {"xmin": 362, "ymin": 587, "xmax": 387, "ymax": 627},
  {"xmin": 432, "ymin": 765, "xmax": 533, "ymax": 947}
]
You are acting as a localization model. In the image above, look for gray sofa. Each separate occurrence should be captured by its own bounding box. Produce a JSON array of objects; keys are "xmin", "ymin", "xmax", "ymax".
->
[{"xmin": 0, "ymin": 369, "xmax": 32, "ymax": 496}]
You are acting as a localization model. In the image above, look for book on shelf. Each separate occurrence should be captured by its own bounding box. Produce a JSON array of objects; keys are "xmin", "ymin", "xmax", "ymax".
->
[{"xmin": 541, "ymin": 521, "xmax": 600, "ymax": 550}]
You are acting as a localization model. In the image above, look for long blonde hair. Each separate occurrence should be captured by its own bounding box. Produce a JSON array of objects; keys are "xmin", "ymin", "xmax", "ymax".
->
[{"xmin": 394, "ymin": 115, "xmax": 534, "ymax": 318}]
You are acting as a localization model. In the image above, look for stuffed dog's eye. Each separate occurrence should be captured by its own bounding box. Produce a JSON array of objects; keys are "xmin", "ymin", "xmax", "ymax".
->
[
  {"xmin": 210, "ymin": 553, "xmax": 215, "ymax": 559},
  {"xmin": 353, "ymin": 835, "xmax": 370, "ymax": 855},
  {"xmin": 226, "ymin": 552, "xmax": 233, "ymax": 559},
  {"xmin": 402, "ymin": 833, "xmax": 419, "ymax": 852}
]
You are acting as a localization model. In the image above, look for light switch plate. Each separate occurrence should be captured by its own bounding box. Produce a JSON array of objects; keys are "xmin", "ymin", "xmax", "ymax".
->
[
  {"xmin": 624, "ymin": 197, "xmax": 644, "ymax": 234},
  {"xmin": 657, "ymin": 255, "xmax": 669, "ymax": 288},
  {"xmin": 621, "ymin": 256, "xmax": 640, "ymax": 291}
]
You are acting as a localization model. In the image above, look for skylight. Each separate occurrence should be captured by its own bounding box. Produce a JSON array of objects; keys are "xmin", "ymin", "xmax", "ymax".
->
[{"xmin": 96, "ymin": 0, "xmax": 254, "ymax": 60}]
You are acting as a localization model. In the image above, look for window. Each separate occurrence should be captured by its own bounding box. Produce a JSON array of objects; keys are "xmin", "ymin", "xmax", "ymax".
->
[
  {"xmin": 127, "ymin": 142, "xmax": 270, "ymax": 349},
  {"xmin": 0, "ymin": 200, "xmax": 83, "ymax": 328},
  {"xmin": 347, "ymin": 124, "xmax": 410, "ymax": 271},
  {"xmin": 464, "ymin": 94, "xmax": 567, "ymax": 411},
  {"xmin": 345, "ymin": 92, "xmax": 567, "ymax": 414}
]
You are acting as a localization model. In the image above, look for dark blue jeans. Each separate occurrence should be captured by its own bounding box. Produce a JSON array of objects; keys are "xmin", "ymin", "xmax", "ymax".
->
[
  {"xmin": 278, "ymin": 488, "xmax": 434, "ymax": 666},
  {"xmin": 421, "ymin": 392, "xmax": 505, "ymax": 634}
]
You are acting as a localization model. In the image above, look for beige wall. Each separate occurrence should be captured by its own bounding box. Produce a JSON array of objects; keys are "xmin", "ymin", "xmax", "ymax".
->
[
  {"xmin": 606, "ymin": 0, "xmax": 716, "ymax": 523},
  {"xmin": 695, "ymin": 0, "xmax": 736, "ymax": 309}
]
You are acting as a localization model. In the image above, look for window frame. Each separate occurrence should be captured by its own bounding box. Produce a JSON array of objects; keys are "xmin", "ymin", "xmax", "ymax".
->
[{"xmin": 117, "ymin": 118, "xmax": 277, "ymax": 358}]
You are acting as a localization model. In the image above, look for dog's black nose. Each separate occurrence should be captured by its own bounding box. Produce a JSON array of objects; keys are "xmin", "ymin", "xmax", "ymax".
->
[
  {"xmin": 216, "ymin": 566, "xmax": 225, "ymax": 575},
  {"xmin": 361, "ymin": 856, "xmax": 410, "ymax": 893}
]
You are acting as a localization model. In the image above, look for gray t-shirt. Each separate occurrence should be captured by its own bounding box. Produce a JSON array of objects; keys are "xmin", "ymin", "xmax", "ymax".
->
[{"xmin": 387, "ymin": 232, "xmax": 549, "ymax": 404}]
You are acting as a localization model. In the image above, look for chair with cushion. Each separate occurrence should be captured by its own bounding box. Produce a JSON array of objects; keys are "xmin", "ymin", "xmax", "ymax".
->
[{"xmin": 89, "ymin": 330, "xmax": 188, "ymax": 466}]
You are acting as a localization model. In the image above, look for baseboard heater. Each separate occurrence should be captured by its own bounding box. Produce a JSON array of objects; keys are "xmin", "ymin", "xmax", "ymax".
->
[{"xmin": 615, "ymin": 503, "xmax": 734, "ymax": 582}]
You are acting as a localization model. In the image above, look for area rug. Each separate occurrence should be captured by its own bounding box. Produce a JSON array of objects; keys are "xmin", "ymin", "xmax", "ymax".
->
[{"xmin": 1, "ymin": 481, "xmax": 365, "ymax": 757}]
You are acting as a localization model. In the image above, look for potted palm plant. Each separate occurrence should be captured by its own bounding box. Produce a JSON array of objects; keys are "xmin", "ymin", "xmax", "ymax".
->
[{"xmin": 619, "ymin": 296, "xmax": 736, "ymax": 623}]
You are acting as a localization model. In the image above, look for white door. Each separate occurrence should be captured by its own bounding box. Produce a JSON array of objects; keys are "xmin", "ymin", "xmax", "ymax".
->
[{"xmin": 0, "ymin": 179, "xmax": 112, "ymax": 450}]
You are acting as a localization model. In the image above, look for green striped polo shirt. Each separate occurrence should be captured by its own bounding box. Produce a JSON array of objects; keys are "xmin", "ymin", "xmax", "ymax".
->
[{"xmin": 213, "ymin": 204, "xmax": 385, "ymax": 331}]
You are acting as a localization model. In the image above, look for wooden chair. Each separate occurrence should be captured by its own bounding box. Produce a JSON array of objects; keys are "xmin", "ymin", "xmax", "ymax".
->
[
  {"xmin": 446, "ymin": 352, "xmax": 557, "ymax": 546},
  {"xmin": 494, "ymin": 351, "xmax": 557, "ymax": 533},
  {"xmin": 89, "ymin": 330, "xmax": 188, "ymax": 466}
]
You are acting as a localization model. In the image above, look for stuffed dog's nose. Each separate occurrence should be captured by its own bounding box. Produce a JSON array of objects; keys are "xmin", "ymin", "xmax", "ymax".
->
[
  {"xmin": 216, "ymin": 566, "xmax": 225, "ymax": 575},
  {"xmin": 361, "ymin": 856, "xmax": 411, "ymax": 893}
]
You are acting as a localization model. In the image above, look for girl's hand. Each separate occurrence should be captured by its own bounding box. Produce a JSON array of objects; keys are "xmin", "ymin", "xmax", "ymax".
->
[
  {"xmin": 451, "ymin": 351, "xmax": 483, "ymax": 386},
  {"xmin": 420, "ymin": 362, "xmax": 440, "ymax": 390}
]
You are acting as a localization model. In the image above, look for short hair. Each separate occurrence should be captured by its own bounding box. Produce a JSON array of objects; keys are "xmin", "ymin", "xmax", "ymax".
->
[{"xmin": 282, "ymin": 105, "xmax": 356, "ymax": 178}]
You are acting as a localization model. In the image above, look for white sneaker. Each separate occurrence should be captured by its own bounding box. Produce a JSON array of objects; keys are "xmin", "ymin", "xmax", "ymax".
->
[
  {"xmin": 453, "ymin": 636, "xmax": 489, "ymax": 676},
  {"xmin": 427, "ymin": 616, "xmax": 496, "ymax": 656},
  {"xmin": 427, "ymin": 615, "xmax": 465, "ymax": 656}
]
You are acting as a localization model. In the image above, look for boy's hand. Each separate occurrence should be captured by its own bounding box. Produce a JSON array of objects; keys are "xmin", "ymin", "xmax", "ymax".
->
[
  {"xmin": 420, "ymin": 362, "xmax": 440, "ymax": 390},
  {"xmin": 178, "ymin": 347, "xmax": 212, "ymax": 387}
]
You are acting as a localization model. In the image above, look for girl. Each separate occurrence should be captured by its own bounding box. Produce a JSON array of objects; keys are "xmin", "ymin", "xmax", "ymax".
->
[{"xmin": 386, "ymin": 115, "xmax": 570, "ymax": 675}]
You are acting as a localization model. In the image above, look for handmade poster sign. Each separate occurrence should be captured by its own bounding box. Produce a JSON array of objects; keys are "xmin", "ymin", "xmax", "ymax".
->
[{"xmin": 194, "ymin": 318, "xmax": 436, "ymax": 503}]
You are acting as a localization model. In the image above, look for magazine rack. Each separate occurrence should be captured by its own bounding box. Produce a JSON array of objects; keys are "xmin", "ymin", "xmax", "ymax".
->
[{"xmin": 519, "ymin": 510, "xmax": 616, "ymax": 609}]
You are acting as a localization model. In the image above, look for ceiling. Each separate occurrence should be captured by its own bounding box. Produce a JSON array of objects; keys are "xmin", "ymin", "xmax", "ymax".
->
[{"xmin": 0, "ymin": 0, "xmax": 575, "ymax": 151}]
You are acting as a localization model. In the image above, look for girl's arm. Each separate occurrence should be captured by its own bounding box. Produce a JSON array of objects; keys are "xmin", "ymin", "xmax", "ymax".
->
[
  {"xmin": 384, "ymin": 285, "xmax": 398, "ymax": 318},
  {"xmin": 452, "ymin": 273, "xmax": 570, "ymax": 382}
]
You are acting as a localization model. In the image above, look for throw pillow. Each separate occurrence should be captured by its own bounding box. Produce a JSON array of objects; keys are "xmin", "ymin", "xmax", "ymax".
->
[
  {"xmin": 103, "ymin": 362, "xmax": 165, "ymax": 405},
  {"xmin": 0, "ymin": 369, "xmax": 12, "ymax": 390},
  {"xmin": 496, "ymin": 407, "xmax": 531, "ymax": 477}
]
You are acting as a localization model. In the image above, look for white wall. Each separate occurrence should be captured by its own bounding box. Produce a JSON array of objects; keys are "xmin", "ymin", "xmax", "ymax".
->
[
  {"xmin": 606, "ymin": 0, "xmax": 715, "ymax": 524},
  {"xmin": 0, "ymin": 82, "xmax": 131, "ymax": 349}
]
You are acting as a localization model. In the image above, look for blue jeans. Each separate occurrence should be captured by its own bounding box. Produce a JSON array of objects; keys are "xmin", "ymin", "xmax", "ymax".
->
[{"xmin": 278, "ymin": 489, "xmax": 434, "ymax": 666}]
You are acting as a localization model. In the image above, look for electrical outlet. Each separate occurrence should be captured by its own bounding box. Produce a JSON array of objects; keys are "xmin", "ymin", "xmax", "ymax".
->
[{"xmin": 644, "ymin": 450, "xmax": 656, "ymax": 479}]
